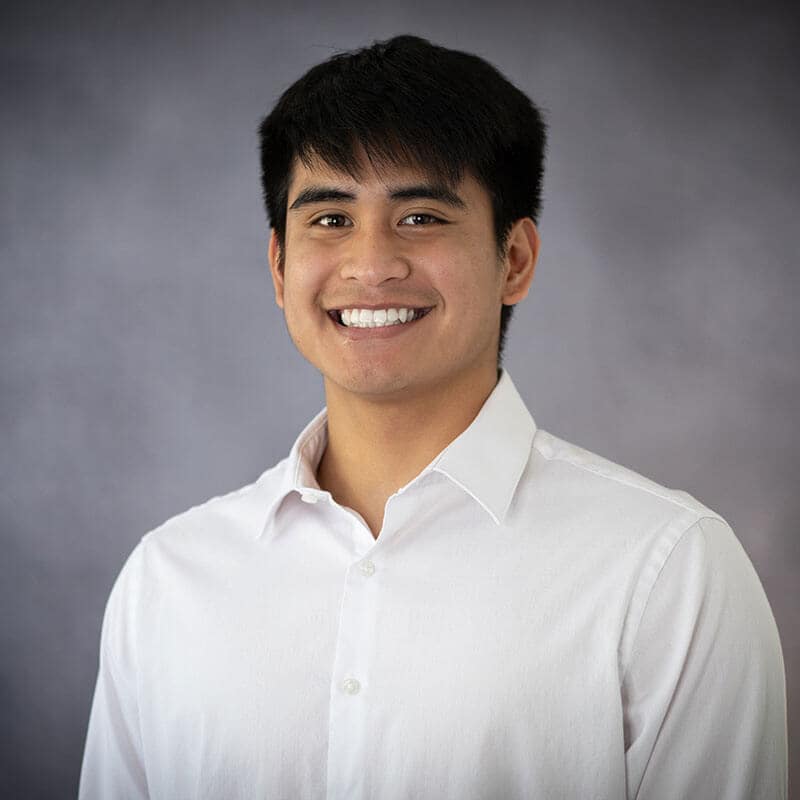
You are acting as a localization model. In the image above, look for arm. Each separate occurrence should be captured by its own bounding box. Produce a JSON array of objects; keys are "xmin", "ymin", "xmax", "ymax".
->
[
  {"xmin": 79, "ymin": 544, "xmax": 149, "ymax": 800},
  {"xmin": 622, "ymin": 516, "xmax": 787, "ymax": 799}
]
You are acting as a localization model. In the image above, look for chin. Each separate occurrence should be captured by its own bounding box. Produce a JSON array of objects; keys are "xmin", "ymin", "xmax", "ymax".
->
[{"xmin": 326, "ymin": 367, "xmax": 418, "ymax": 398}]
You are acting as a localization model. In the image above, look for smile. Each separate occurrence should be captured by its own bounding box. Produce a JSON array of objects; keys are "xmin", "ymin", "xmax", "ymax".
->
[{"xmin": 328, "ymin": 307, "xmax": 434, "ymax": 328}]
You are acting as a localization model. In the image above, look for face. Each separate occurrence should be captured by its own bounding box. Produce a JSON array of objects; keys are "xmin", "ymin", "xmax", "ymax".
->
[{"xmin": 269, "ymin": 153, "xmax": 537, "ymax": 403}]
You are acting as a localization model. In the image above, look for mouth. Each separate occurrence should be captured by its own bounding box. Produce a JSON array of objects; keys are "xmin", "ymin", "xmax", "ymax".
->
[{"xmin": 327, "ymin": 307, "xmax": 434, "ymax": 329}]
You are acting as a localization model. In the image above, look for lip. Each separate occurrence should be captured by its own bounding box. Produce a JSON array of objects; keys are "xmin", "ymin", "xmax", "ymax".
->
[{"xmin": 328, "ymin": 307, "xmax": 434, "ymax": 340}]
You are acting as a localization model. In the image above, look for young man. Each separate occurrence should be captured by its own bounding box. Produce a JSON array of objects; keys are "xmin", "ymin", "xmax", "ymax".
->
[{"xmin": 79, "ymin": 35, "xmax": 787, "ymax": 799}]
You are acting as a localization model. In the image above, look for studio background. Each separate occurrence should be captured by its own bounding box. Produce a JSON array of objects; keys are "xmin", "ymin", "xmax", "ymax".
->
[{"xmin": 2, "ymin": 0, "xmax": 797, "ymax": 795}]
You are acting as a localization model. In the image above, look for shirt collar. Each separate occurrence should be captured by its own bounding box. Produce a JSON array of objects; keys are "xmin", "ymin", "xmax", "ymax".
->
[{"xmin": 256, "ymin": 368, "xmax": 537, "ymax": 539}]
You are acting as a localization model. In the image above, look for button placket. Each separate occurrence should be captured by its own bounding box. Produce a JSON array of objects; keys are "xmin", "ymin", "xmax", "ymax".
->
[{"xmin": 325, "ymin": 553, "xmax": 380, "ymax": 799}]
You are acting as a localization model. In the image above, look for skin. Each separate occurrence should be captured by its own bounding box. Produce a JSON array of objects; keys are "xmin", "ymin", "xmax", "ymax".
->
[{"xmin": 268, "ymin": 151, "xmax": 539, "ymax": 538}]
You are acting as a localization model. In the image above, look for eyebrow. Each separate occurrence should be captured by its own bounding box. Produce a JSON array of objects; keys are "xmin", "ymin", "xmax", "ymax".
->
[{"xmin": 288, "ymin": 183, "xmax": 467, "ymax": 211}]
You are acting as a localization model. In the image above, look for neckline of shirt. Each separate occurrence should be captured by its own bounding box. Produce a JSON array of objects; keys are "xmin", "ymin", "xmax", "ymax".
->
[{"xmin": 255, "ymin": 369, "xmax": 537, "ymax": 539}]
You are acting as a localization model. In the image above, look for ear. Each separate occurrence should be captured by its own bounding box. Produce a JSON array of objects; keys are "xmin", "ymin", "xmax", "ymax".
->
[
  {"xmin": 501, "ymin": 218, "xmax": 539, "ymax": 305},
  {"xmin": 268, "ymin": 230, "xmax": 285, "ymax": 310}
]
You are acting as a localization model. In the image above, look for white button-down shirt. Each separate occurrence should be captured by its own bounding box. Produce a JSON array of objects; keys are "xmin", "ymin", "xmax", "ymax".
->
[{"xmin": 79, "ymin": 369, "xmax": 787, "ymax": 799}]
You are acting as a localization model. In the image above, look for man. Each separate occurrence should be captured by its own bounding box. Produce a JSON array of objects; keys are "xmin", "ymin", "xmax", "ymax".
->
[{"xmin": 79, "ymin": 35, "xmax": 787, "ymax": 799}]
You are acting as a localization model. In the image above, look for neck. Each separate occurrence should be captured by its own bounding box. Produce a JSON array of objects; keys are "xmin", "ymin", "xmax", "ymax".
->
[{"xmin": 316, "ymin": 363, "xmax": 500, "ymax": 537}]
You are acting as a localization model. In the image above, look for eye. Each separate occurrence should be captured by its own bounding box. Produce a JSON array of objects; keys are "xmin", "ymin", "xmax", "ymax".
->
[
  {"xmin": 312, "ymin": 214, "xmax": 352, "ymax": 228},
  {"xmin": 399, "ymin": 213, "xmax": 444, "ymax": 226}
]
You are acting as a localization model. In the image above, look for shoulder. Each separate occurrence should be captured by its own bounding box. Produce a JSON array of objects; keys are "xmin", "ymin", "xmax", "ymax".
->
[
  {"xmin": 529, "ymin": 426, "xmax": 723, "ymax": 523},
  {"xmin": 101, "ymin": 458, "xmax": 292, "ymax": 630},
  {"xmin": 114, "ymin": 457, "xmax": 292, "ymax": 579},
  {"xmin": 515, "ymin": 426, "xmax": 736, "ymax": 590}
]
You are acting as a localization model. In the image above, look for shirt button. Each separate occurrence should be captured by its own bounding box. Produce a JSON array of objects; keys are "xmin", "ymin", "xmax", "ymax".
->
[
  {"xmin": 358, "ymin": 559, "xmax": 376, "ymax": 576},
  {"xmin": 300, "ymin": 493, "xmax": 318, "ymax": 504},
  {"xmin": 342, "ymin": 678, "xmax": 361, "ymax": 695}
]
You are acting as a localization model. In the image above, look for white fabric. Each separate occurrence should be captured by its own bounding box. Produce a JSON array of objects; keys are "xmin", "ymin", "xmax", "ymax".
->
[{"xmin": 79, "ymin": 369, "xmax": 787, "ymax": 799}]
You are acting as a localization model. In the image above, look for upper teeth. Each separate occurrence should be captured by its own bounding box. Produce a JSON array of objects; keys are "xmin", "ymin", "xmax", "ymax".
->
[{"xmin": 340, "ymin": 308, "xmax": 423, "ymax": 327}]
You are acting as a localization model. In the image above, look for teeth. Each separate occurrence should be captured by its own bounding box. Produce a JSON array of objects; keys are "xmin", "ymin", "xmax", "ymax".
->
[{"xmin": 338, "ymin": 307, "xmax": 426, "ymax": 328}]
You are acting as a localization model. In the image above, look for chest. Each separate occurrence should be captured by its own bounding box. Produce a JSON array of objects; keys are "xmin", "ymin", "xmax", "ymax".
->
[{"xmin": 137, "ymin": 540, "xmax": 629, "ymax": 799}]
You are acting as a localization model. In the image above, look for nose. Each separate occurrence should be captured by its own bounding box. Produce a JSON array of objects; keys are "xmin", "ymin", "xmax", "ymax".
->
[{"xmin": 338, "ymin": 222, "xmax": 411, "ymax": 285}]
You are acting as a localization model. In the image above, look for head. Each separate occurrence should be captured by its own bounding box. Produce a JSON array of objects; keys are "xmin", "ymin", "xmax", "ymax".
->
[{"xmin": 258, "ymin": 34, "xmax": 546, "ymax": 368}]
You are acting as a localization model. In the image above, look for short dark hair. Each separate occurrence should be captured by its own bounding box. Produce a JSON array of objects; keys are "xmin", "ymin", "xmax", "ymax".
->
[{"xmin": 258, "ymin": 34, "xmax": 546, "ymax": 365}]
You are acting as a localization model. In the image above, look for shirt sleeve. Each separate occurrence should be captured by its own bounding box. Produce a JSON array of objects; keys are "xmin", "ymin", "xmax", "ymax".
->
[
  {"xmin": 621, "ymin": 516, "xmax": 787, "ymax": 799},
  {"xmin": 79, "ymin": 543, "xmax": 149, "ymax": 800}
]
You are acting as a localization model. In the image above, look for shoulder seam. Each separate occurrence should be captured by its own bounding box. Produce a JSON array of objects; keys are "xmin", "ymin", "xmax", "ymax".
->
[
  {"xmin": 532, "ymin": 438, "xmax": 702, "ymax": 516},
  {"xmin": 619, "ymin": 513, "xmax": 726, "ymax": 685}
]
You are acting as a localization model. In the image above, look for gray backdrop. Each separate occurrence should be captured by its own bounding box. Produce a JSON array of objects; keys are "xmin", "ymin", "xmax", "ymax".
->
[{"xmin": 2, "ymin": 0, "xmax": 797, "ymax": 796}]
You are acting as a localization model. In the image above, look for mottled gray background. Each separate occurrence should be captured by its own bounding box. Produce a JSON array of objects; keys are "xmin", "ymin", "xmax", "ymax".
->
[{"xmin": 2, "ymin": 0, "xmax": 797, "ymax": 796}]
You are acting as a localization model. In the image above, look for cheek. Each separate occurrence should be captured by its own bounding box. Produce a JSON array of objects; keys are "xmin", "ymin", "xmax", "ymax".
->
[
  {"xmin": 434, "ymin": 246, "xmax": 502, "ymax": 307},
  {"xmin": 283, "ymin": 250, "xmax": 329, "ymax": 304}
]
